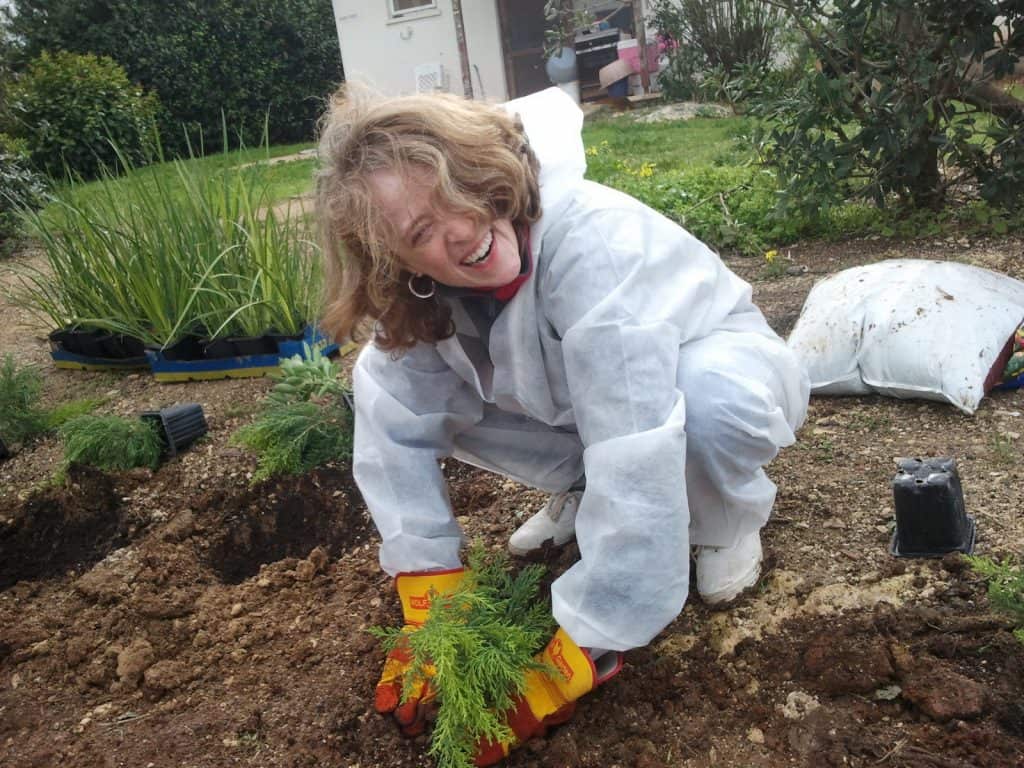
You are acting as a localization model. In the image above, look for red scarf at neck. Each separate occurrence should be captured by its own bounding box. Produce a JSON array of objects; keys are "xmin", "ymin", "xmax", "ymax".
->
[{"xmin": 479, "ymin": 225, "xmax": 533, "ymax": 302}]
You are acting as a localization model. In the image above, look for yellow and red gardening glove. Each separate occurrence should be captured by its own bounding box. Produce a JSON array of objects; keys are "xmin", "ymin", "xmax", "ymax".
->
[
  {"xmin": 374, "ymin": 567, "xmax": 465, "ymax": 736},
  {"xmin": 474, "ymin": 628, "xmax": 624, "ymax": 766}
]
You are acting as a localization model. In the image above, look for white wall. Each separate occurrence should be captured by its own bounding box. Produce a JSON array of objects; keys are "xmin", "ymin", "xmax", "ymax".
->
[{"xmin": 331, "ymin": 0, "xmax": 509, "ymax": 101}]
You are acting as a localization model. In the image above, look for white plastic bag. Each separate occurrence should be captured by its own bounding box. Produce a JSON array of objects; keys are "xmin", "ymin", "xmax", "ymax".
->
[{"xmin": 787, "ymin": 259, "xmax": 1024, "ymax": 414}]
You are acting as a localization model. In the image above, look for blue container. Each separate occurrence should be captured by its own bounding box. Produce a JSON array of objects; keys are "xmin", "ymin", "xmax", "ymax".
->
[
  {"xmin": 607, "ymin": 78, "xmax": 629, "ymax": 98},
  {"xmin": 146, "ymin": 325, "xmax": 353, "ymax": 383}
]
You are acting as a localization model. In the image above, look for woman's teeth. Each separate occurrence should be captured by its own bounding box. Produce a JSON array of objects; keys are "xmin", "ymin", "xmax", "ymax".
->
[{"xmin": 462, "ymin": 230, "xmax": 493, "ymax": 266}]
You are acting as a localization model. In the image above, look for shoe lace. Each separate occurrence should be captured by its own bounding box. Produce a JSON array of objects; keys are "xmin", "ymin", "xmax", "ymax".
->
[{"xmin": 545, "ymin": 490, "xmax": 578, "ymax": 522}]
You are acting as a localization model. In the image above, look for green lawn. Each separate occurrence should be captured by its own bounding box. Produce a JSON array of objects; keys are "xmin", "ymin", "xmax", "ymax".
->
[
  {"xmin": 583, "ymin": 114, "xmax": 756, "ymax": 174},
  {"xmin": 43, "ymin": 142, "xmax": 317, "ymax": 220}
]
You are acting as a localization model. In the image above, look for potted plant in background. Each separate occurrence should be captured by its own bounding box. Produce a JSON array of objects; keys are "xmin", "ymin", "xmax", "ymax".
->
[
  {"xmin": 11, "ymin": 137, "xmax": 331, "ymax": 379},
  {"xmin": 543, "ymin": 0, "xmax": 592, "ymax": 104}
]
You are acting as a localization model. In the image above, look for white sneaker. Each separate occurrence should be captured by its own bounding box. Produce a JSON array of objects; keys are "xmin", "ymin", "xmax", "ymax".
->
[
  {"xmin": 695, "ymin": 531, "xmax": 763, "ymax": 605},
  {"xmin": 508, "ymin": 491, "xmax": 581, "ymax": 556}
]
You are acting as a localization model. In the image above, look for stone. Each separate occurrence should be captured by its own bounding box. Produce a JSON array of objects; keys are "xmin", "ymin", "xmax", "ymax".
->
[
  {"xmin": 780, "ymin": 691, "xmax": 821, "ymax": 720},
  {"xmin": 294, "ymin": 560, "xmax": 317, "ymax": 582}
]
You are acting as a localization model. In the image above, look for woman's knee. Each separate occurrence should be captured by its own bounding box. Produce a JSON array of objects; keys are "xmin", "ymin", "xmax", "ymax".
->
[{"xmin": 683, "ymin": 368, "xmax": 792, "ymax": 468}]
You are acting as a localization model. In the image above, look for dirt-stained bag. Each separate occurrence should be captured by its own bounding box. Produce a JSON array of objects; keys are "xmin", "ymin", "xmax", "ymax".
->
[{"xmin": 787, "ymin": 259, "xmax": 1024, "ymax": 414}]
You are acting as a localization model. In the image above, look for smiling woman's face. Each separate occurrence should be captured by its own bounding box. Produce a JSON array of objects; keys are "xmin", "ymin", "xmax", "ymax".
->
[{"xmin": 368, "ymin": 168, "xmax": 522, "ymax": 290}]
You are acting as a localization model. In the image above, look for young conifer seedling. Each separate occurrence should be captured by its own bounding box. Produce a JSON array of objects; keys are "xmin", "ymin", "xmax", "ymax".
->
[
  {"xmin": 60, "ymin": 414, "xmax": 164, "ymax": 470},
  {"xmin": 0, "ymin": 354, "xmax": 47, "ymax": 445},
  {"xmin": 372, "ymin": 545, "xmax": 556, "ymax": 768},
  {"xmin": 232, "ymin": 344, "xmax": 353, "ymax": 481},
  {"xmin": 965, "ymin": 555, "xmax": 1024, "ymax": 644}
]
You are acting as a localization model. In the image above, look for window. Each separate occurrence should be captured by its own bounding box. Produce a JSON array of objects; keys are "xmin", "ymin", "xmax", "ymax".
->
[{"xmin": 389, "ymin": 0, "xmax": 436, "ymax": 18}]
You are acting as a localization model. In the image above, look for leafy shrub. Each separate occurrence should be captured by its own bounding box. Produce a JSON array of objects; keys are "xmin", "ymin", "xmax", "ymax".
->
[
  {"xmin": 0, "ymin": 354, "xmax": 47, "ymax": 445},
  {"xmin": 4, "ymin": 0, "xmax": 343, "ymax": 155},
  {"xmin": 267, "ymin": 343, "xmax": 347, "ymax": 406},
  {"xmin": 60, "ymin": 414, "xmax": 164, "ymax": 471},
  {"xmin": 591, "ymin": 158, "xmax": 812, "ymax": 254},
  {"xmin": 3, "ymin": 51, "xmax": 159, "ymax": 179},
  {"xmin": 650, "ymin": 0, "xmax": 785, "ymax": 100},
  {"xmin": 371, "ymin": 546, "xmax": 555, "ymax": 768},
  {"xmin": 740, "ymin": 0, "xmax": 1024, "ymax": 214},
  {"xmin": 0, "ymin": 133, "xmax": 47, "ymax": 250}
]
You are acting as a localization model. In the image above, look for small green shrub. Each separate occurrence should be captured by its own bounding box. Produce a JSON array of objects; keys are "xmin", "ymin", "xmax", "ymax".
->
[
  {"xmin": 650, "ymin": 0, "xmax": 785, "ymax": 101},
  {"xmin": 371, "ymin": 546, "xmax": 556, "ymax": 768},
  {"xmin": 0, "ymin": 133, "xmax": 47, "ymax": 251},
  {"xmin": 232, "ymin": 346, "xmax": 352, "ymax": 481},
  {"xmin": 44, "ymin": 397, "xmax": 105, "ymax": 430},
  {"xmin": 60, "ymin": 414, "xmax": 164, "ymax": 470},
  {"xmin": 4, "ymin": 51, "xmax": 159, "ymax": 179},
  {"xmin": 232, "ymin": 400, "xmax": 352, "ymax": 482},
  {"xmin": 966, "ymin": 556, "xmax": 1024, "ymax": 644},
  {"xmin": 0, "ymin": 354, "xmax": 48, "ymax": 445},
  {"xmin": 597, "ymin": 163, "xmax": 813, "ymax": 255}
]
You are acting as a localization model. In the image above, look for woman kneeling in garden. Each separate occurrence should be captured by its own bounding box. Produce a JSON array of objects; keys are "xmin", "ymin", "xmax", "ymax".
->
[{"xmin": 316, "ymin": 84, "xmax": 809, "ymax": 764}]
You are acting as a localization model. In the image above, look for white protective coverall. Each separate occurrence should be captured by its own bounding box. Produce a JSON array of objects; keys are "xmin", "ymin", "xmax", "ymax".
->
[{"xmin": 352, "ymin": 87, "xmax": 810, "ymax": 652}]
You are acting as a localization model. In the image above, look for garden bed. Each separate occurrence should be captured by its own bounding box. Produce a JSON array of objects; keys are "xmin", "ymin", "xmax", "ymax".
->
[{"xmin": 2, "ymin": 235, "xmax": 1024, "ymax": 768}]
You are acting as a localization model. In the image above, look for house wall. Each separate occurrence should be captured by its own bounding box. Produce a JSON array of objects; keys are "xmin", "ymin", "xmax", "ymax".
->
[{"xmin": 331, "ymin": 0, "xmax": 509, "ymax": 101}]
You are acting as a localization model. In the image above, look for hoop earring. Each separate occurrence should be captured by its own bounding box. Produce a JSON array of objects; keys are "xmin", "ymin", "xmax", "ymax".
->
[{"xmin": 407, "ymin": 273, "xmax": 436, "ymax": 299}]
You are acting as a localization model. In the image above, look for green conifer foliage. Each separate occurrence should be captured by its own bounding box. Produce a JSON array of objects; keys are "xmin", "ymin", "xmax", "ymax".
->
[
  {"xmin": 231, "ymin": 345, "xmax": 353, "ymax": 481},
  {"xmin": 373, "ymin": 546, "xmax": 556, "ymax": 768},
  {"xmin": 60, "ymin": 414, "xmax": 163, "ymax": 470},
  {"xmin": 966, "ymin": 556, "xmax": 1024, "ymax": 644},
  {"xmin": 0, "ymin": 354, "xmax": 47, "ymax": 445}
]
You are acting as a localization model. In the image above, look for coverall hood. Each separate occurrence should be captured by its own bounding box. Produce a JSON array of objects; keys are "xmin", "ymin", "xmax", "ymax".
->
[{"xmin": 503, "ymin": 87, "xmax": 587, "ymax": 253}]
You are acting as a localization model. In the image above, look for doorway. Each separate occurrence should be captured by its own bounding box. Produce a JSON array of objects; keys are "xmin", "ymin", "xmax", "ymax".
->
[{"xmin": 496, "ymin": 0, "xmax": 550, "ymax": 98}]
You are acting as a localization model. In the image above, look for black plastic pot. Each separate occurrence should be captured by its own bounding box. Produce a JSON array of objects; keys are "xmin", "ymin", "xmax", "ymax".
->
[
  {"xmin": 203, "ymin": 336, "xmax": 278, "ymax": 359},
  {"xmin": 0, "ymin": 436, "xmax": 9, "ymax": 462},
  {"xmin": 100, "ymin": 333, "xmax": 146, "ymax": 359},
  {"xmin": 154, "ymin": 335, "xmax": 207, "ymax": 361},
  {"xmin": 50, "ymin": 327, "xmax": 105, "ymax": 357},
  {"xmin": 266, "ymin": 329, "xmax": 304, "ymax": 352},
  {"xmin": 48, "ymin": 328, "xmax": 75, "ymax": 348},
  {"xmin": 50, "ymin": 327, "xmax": 146, "ymax": 360},
  {"xmin": 891, "ymin": 457, "xmax": 976, "ymax": 558},
  {"xmin": 141, "ymin": 403, "xmax": 208, "ymax": 457}
]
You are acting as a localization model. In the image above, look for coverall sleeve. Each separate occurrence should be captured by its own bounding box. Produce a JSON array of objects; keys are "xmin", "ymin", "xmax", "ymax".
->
[
  {"xmin": 542, "ymin": 203, "xmax": 752, "ymax": 651},
  {"xmin": 353, "ymin": 341, "xmax": 485, "ymax": 575}
]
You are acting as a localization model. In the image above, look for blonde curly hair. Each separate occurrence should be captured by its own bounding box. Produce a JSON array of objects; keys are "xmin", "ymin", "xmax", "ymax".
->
[{"xmin": 316, "ymin": 84, "xmax": 541, "ymax": 351}]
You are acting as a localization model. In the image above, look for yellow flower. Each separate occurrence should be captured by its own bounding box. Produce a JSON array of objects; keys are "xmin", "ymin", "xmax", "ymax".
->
[{"xmin": 764, "ymin": 249, "xmax": 778, "ymax": 264}]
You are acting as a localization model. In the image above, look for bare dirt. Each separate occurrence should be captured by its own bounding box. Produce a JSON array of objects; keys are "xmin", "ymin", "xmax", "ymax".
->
[{"xmin": 2, "ymin": 234, "xmax": 1024, "ymax": 768}]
